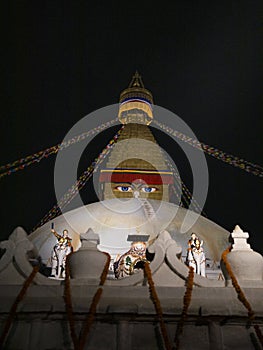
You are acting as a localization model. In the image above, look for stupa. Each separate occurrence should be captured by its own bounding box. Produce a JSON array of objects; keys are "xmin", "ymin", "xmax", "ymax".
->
[
  {"xmin": 99, "ymin": 71, "xmax": 173, "ymax": 202},
  {"xmin": 0, "ymin": 73, "xmax": 262, "ymax": 350}
]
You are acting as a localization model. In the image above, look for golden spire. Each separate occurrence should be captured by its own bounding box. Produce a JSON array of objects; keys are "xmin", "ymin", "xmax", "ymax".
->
[
  {"xmin": 128, "ymin": 71, "xmax": 145, "ymax": 88},
  {"xmin": 118, "ymin": 71, "xmax": 154, "ymax": 125},
  {"xmin": 100, "ymin": 72, "xmax": 173, "ymax": 202}
]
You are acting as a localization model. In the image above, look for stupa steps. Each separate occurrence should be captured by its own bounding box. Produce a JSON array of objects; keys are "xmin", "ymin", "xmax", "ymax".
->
[
  {"xmin": 106, "ymin": 158, "xmax": 168, "ymax": 169},
  {"xmin": 104, "ymin": 123, "xmax": 170, "ymax": 170},
  {"xmin": 118, "ymin": 124, "xmax": 157, "ymax": 142}
]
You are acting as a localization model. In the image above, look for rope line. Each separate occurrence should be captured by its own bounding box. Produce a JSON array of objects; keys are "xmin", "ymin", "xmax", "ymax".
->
[
  {"xmin": 0, "ymin": 266, "xmax": 39, "ymax": 348},
  {"xmin": 0, "ymin": 118, "xmax": 118, "ymax": 179},
  {"xmin": 172, "ymin": 267, "xmax": 194, "ymax": 350},
  {"xmin": 64, "ymin": 252, "xmax": 111, "ymax": 350},
  {"xmin": 153, "ymin": 120, "xmax": 263, "ymax": 177},
  {"xmin": 221, "ymin": 247, "xmax": 263, "ymax": 347},
  {"xmin": 158, "ymin": 146, "xmax": 207, "ymax": 216},
  {"xmin": 31, "ymin": 126, "xmax": 124, "ymax": 232},
  {"xmin": 144, "ymin": 262, "xmax": 172, "ymax": 350}
]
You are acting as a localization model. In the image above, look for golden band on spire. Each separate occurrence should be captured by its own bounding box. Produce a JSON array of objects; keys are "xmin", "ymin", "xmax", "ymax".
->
[{"xmin": 118, "ymin": 72, "xmax": 154, "ymax": 125}]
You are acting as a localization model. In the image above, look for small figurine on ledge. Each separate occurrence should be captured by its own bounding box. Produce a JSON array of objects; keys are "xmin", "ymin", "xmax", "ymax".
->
[
  {"xmin": 50, "ymin": 224, "xmax": 73, "ymax": 279},
  {"xmin": 187, "ymin": 232, "xmax": 203, "ymax": 250},
  {"xmin": 186, "ymin": 233, "xmax": 206, "ymax": 277},
  {"xmin": 113, "ymin": 241, "xmax": 148, "ymax": 279}
]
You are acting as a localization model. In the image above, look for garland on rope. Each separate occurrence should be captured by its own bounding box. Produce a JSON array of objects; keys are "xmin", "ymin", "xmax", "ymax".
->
[
  {"xmin": 78, "ymin": 253, "xmax": 111, "ymax": 350},
  {"xmin": 221, "ymin": 247, "xmax": 263, "ymax": 347},
  {"xmin": 0, "ymin": 265, "xmax": 39, "ymax": 348},
  {"xmin": 173, "ymin": 267, "xmax": 194, "ymax": 350},
  {"xmin": 144, "ymin": 262, "xmax": 172, "ymax": 350},
  {"xmin": 31, "ymin": 126, "xmax": 124, "ymax": 232},
  {"xmin": 170, "ymin": 183, "xmax": 183, "ymax": 206},
  {"xmin": 153, "ymin": 120, "xmax": 263, "ymax": 177},
  {"xmin": 0, "ymin": 118, "xmax": 118, "ymax": 179},
  {"xmin": 64, "ymin": 253, "xmax": 79, "ymax": 349},
  {"xmin": 64, "ymin": 252, "xmax": 111, "ymax": 350}
]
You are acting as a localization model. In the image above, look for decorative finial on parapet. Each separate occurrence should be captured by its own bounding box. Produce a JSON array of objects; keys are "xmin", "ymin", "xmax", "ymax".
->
[
  {"xmin": 222, "ymin": 225, "xmax": 263, "ymax": 287},
  {"xmin": 231, "ymin": 225, "xmax": 252, "ymax": 251}
]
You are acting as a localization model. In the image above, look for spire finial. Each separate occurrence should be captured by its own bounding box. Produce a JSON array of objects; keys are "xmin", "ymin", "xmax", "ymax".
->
[{"xmin": 129, "ymin": 71, "xmax": 145, "ymax": 88}]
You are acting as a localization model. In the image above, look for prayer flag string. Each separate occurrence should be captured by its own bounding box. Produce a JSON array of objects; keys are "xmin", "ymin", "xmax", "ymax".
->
[
  {"xmin": 159, "ymin": 147, "xmax": 207, "ymax": 216},
  {"xmin": 31, "ymin": 126, "xmax": 124, "ymax": 232},
  {"xmin": 0, "ymin": 118, "xmax": 118, "ymax": 179},
  {"xmin": 153, "ymin": 120, "xmax": 263, "ymax": 177}
]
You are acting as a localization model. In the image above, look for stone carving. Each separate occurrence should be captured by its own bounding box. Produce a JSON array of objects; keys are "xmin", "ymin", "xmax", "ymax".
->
[
  {"xmin": 0, "ymin": 227, "xmax": 59, "ymax": 285},
  {"xmin": 68, "ymin": 228, "xmax": 109, "ymax": 284},
  {"xmin": 113, "ymin": 242, "xmax": 148, "ymax": 279},
  {"xmin": 221, "ymin": 225, "xmax": 263, "ymax": 287}
]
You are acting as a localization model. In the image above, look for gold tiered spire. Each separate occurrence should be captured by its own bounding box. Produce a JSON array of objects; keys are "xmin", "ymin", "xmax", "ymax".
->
[
  {"xmin": 118, "ymin": 71, "xmax": 154, "ymax": 125},
  {"xmin": 99, "ymin": 73, "xmax": 174, "ymax": 202}
]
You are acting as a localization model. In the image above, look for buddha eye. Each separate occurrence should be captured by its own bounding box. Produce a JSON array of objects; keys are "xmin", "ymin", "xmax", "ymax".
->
[
  {"xmin": 115, "ymin": 186, "xmax": 133, "ymax": 192},
  {"xmin": 141, "ymin": 187, "xmax": 157, "ymax": 193}
]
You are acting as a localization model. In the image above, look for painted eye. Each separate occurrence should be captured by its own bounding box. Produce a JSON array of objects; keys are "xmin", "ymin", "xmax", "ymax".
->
[
  {"xmin": 141, "ymin": 187, "xmax": 157, "ymax": 193},
  {"xmin": 116, "ymin": 186, "xmax": 133, "ymax": 192}
]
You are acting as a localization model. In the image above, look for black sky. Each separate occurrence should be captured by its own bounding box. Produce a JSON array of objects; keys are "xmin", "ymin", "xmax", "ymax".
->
[{"xmin": 1, "ymin": 2, "xmax": 262, "ymax": 253}]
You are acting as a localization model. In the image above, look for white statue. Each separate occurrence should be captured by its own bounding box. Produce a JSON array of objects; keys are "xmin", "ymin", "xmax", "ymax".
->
[
  {"xmin": 186, "ymin": 233, "xmax": 206, "ymax": 277},
  {"xmin": 50, "ymin": 229, "xmax": 73, "ymax": 279}
]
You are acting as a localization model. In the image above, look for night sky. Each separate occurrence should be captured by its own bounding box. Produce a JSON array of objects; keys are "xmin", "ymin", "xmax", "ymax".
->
[{"xmin": 1, "ymin": 2, "xmax": 262, "ymax": 254}]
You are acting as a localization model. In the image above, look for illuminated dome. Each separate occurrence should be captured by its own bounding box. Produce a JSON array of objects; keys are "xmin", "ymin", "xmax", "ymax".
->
[{"xmin": 29, "ymin": 198, "xmax": 229, "ymax": 264}]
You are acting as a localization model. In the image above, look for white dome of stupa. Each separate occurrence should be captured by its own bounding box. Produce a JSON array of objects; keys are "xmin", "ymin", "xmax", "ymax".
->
[{"xmin": 29, "ymin": 198, "xmax": 229, "ymax": 264}]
